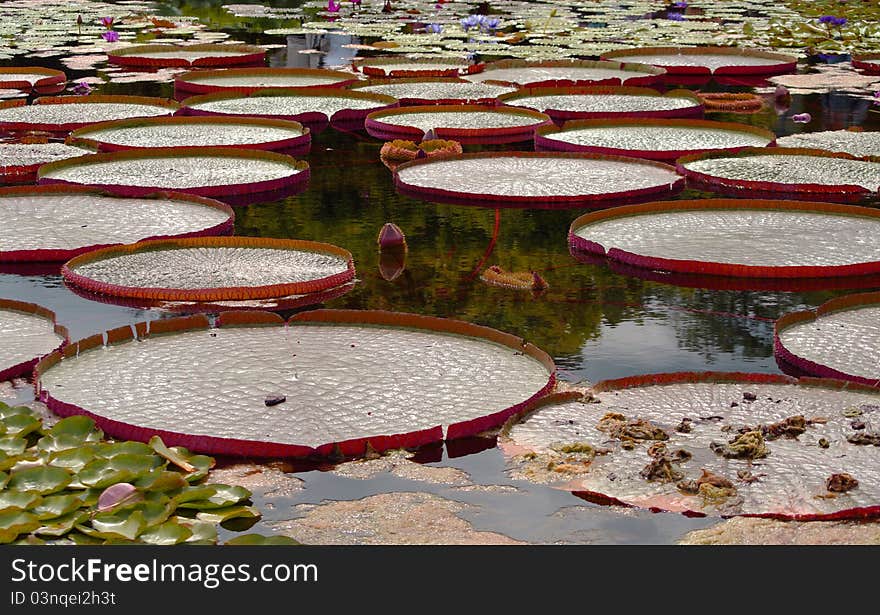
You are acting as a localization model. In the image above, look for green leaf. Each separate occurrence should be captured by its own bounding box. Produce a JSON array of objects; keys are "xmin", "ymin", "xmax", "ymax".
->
[
  {"xmin": 38, "ymin": 416, "xmax": 103, "ymax": 453},
  {"xmin": 3, "ymin": 414, "xmax": 41, "ymax": 438},
  {"xmin": 0, "ymin": 490, "xmax": 43, "ymax": 512},
  {"xmin": 176, "ymin": 518, "xmax": 218, "ymax": 544},
  {"xmin": 135, "ymin": 470, "xmax": 187, "ymax": 492},
  {"xmin": 139, "ymin": 521, "xmax": 192, "ymax": 545},
  {"xmin": 0, "ymin": 405, "xmax": 34, "ymax": 420},
  {"xmin": 76, "ymin": 454, "xmax": 163, "ymax": 488},
  {"xmin": 84, "ymin": 510, "xmax": 146, "ymax": 541},
  {"xmin": 149, "ymin": 436, "xmax": 196, "ymax": 472},
  {"xmin": 67, "ymin": 531, "xmax": 105, "ymax": 545},
  {"xmin": 8, "ymin": 466, "xmax": 72, "ymax": 495},
  {"xmin": 34, "ymin": 511, "xmax": 89, "ymax": 537},
  {"xmin": 225, "ymin": 534, "xmax": 301, "ymax": 546},
  {"xmin": 195, "ymin": 505, "xmax": 260, "ymax": 524},
  {"xmin": 31, "ymin": 494, "xmax": 83, "ymax": 520},
  {"xmin": 177, "ymin": 484, "xmax": 251, "ymax": 510},
  {"xmin": 0, "ymin": 510, "xmax": 40, "ymax": 543},
  {"xmin": 48, "ymin": 446, "xmax": 96, "ymax": 472},
  {"xmin": 0, "ymin": 436, "xmax": 27, "ymax": 455},
  {"xmin": 92, "ymin": 441, "xmax": 153, "ymax": 458},
  {"xmin": 0, "ymin": 471, "xmax": 8, "ymax": 490},
  {"xmin": 171, "ymin": 486, "xmax": 217, "ymax": 505},
  {"xmin": 183, "ymin": 455, "xmax": 214, "ymax": 482}
]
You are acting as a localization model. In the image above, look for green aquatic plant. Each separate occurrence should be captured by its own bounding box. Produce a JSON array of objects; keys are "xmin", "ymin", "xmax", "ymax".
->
[
  {"xmin": 764, "ymin": 0, "xmax": 880, "ymax": 54},
  {"xmin": 0, "ymin": 402, "xmax": 295, "ymax": 545}
]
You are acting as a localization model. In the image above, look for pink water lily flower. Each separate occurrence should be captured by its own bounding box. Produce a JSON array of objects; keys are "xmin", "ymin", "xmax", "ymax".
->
[
  {"xmin": 100, "ymin": 16, "xmax": 114, "ymax": 29},
  {"xmin": 327, "ymin": 0, "xmax": 341, "ymax": 11}
]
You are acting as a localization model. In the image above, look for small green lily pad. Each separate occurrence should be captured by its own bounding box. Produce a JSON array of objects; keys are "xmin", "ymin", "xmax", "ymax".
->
[
  {"xmin": 150, "ymin": 436, "xmax": 196, "ymax": 472},
  {"xmin": 225, "ymin": 534, "xmax": 301, "ymax": 545},
  {"xmin": 38, "ymin": 416, "xmax": 103, "ymax": 453},
  {"xmin": 138, "ymin": 521, "xmax": 193, "ymax": 545},
  {"xmin": 195, "ymin": 505, "xmax": 261, "ymax": 524},
  {"xmin": 176, "ymin": 518, "xmax": 219, "ymax": 544},
  {"xmin": 8, "ymin": 465, "xmax": 72, "ymax": 494},
  {"xmin": 3, "ymin": 414, "xmax": 41, "ymax": 438},
  {"xmin": 0, "ymin": 510, "xmax": 40, "ymax": 543},
  {"xmin": 0, "ymin": 436, "xmax": 27, "ymax": 456},
  {"xmin": 0, "ymin": 490, "xmax": 43, "ymax": 512},
  {"xmin": 31, "ymin": 493, "xmax": 84, "ymax": 520},
  {"xmin": 84, "ymin": 510, "xmax": 147, "ymax": 541},
  {"xmin": 135, "ymin": 470, "xmax": 188, "ymax": 492},
  {"xmin": 177, "ymin": 484, "xmax": 251, "ymax": 510},
  {"xmin": 76, "ymin": 454, "xmax": 164, "ymax": 488},
  {"xmin": 0, "ymin": 471, "xmax": 8, "ymax": 489},
  {"xmin": 48, "ymin": 445, "xmax": 97, "ymax": 472},
  {"xmin": 34, "ymin": 511, "xmax": 89, "ymax": 537},
  {"xmin": 93, "ymin": 441, "xmax": 154, "ymax": 458}
]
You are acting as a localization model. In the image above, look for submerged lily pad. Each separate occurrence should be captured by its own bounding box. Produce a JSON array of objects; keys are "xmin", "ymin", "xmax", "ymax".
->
[{"xmin": 503, "ymin": 374, "xmax": 880, "ymax": 519}]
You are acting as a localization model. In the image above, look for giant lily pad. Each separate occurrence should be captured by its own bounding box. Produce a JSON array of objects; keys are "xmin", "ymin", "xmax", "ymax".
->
[
  {"xmin": 602, "ymin": 46, "xmax": 797, "ymax": 76},
  {"xmin": 0, "ymin": 299, "xmax": 67, "ymax": 381},
  {"xmin": 107, "ymin": 43, "xmax": 266, "ymax": 69},
  {"xmin": 775, "ymin": 292, "xmax": 880, "ymax": 386},
  {"xmin": 61, "ymin": 236, "xmax": 356, "ymax": 302},
  {"xmin": 536, "ymin": 119, "xmax": 774, "ymax": 161},
  {"xmin": 503, "ymin": 374, "xmax": 880, "ymax": 519},
  {"xmin": 0, "ymin": 143, "xmax": 88, "ymax": 184},
  {"xmin": 67, "ymin": 116, "xmax": 310, "ymax": 153},
  {"xmin": 37, "ymin": 147, "xmax": 310, "ymax": 201},
  {"xmin": 499, "ymin": 86, "xmax": 704, "ymax": 122},
  {"xmin": 394, "ymin": 152, "xmax": 683, "ymax": 208},
  {"xmin": 677, "ymin": 148, "xmax": 880, "ymax": 201},
  {"xmin": 463, "ymin": 59, "xmax": 666, "ymax": 88},
  {"xmin": 776, "ymin": 130, "xmax": 880, "ymax": 159},
  {"xmin": 0, "ymin": 185, "xmax": 233, "ymax": 263},
  {"xmin": 365, "ymin": 105, "xmax": 552, "ymax": 144},
  {"xmin": 35, "ymin": 310, "xmax": 556, "ymax": 458},
  {"xmin": 853, "ymin": 54, "xmax": 880, "ymax": 75},
  {"xmin": 569, "ymin": 199, "xmax": 880, "ymax": 279},
  {"xmin": 0, "ymin": 96, "xmax": 178, "ymax": 133},
  {"xmin": 0, "ymin": 67, "xmax": 66, "ymax": 94},
  {"xmin": 179, "ymin": 88, "xmax": 397, "ymax": 130},
  {"xmin": 174, "ymin": 68, "xmax": 359, "ymax": 98},
  {"xmin": 352, "ymin": 78, "xmax": 516, "ymax": 106},
  {"xmin": 352, "ymin": 57, "xmax": 483, "ymax": 78}
]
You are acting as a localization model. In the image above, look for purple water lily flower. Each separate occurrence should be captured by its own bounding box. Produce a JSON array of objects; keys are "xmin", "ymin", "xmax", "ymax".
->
[
  {"xmin": 460, "ymin": 14, "xmax": 481, "ymax": 31},
  {"xmin": 426, "ymin": 23, "xmax": 443, "ymax": 34},
  {"xmin": 667, "ymin": 11, "xmax": 685, "ymax": 21},
  {"xmin": 819, "ymin": 15, "xmax": 847, "ymax": 26},
  {"xmin": 101, "ymin": 30, "xmax": 119, "ymax": 42},
  {"xmin": 482, "ymin": 17, "xmax": 500, "ymax": 32},
  {"xmin": 71, "ymin": 80, "xmax": 92, "ymax": 95}
]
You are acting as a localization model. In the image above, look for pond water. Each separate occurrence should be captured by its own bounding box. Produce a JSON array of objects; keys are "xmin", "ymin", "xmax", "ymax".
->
[{"xmin": 1, "ymin": 0, "xmax": 879, "ymax": 544}]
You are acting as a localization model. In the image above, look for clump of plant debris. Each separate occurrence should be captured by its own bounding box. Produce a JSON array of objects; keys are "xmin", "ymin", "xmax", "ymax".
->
[
  {"xmin": 826, "ymin": 473, "xmax": 859, "ymax": 493},
  {"xmin": 597, "ymin": 412, "xmax": 669, "ymax": 443},
  {"xmin": 710, "ymin": 430, "xmax": 769, "ymax": 459}
]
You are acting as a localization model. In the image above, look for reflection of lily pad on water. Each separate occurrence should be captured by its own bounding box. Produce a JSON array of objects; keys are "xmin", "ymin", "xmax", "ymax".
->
[
  {"xmin": 462, "ymin": 59, "xmax": 666, "ymax": 87},
  {"xmin": 67, "ymin": 116, "xmax": 311, "ymax": 153},
  {"xmin": 365, "ymin": 105, "xmax": 553, "ymax": 144},
  {"xmin": 37, "ymin": 147, "xmax": 309, "ymax": 201},
  {"xmin": 61, "ymin": 236, "xmax": 356, "ymax": 302},
  {"xmin": 535, "ymin": 119, "xmax": 774, "ymax": 161},
  {"xmin": 35, "ymin": 310, "xmax": 556, "ymax": 459},
  {"xmin": 0, "ymin": 96, "xmax": 178, "ymax": 133},
  {"xmin": 0, "ymin": 185, "xmax": 233, "ymax": 263},
  {"xmin": 775, "ymin": 292, "xmax": 880, "ymax": 387},
  {"xmin": 0, "ymin": 143, "xmax": 89, "ymax": 184},
  {"xmin": 569, "ymin": 199, "xmax": 880, "ymax": 279},
  {"xmin": 107, "ymin": 43, "xmax": 266, "ymax": 69},
  {"xmin": 0, "ymin": 299, "xmax": 67, "ymax": 381},
  {"xmin": 502, "ymin": 373, "xmax": 880, "ymax": 519},
  {"xmin": 499, "ymin": 86, "xmax": 703, "ymax": 122},
  {"xmin": 602, "ymin": 46, "xmax": 797, "ymax": 75},
  {"xmin": 394, "ymin": 152, "xmax": 683, "ymax": 208}
]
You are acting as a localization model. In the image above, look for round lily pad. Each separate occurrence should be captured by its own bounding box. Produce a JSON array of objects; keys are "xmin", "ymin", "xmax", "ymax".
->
[
  {"xmin": 853, "ymin": 54, "xmax": 880, "ymax": 75},
  {"xmin": 107, "ymin": 44, "xmax": 266, "ymax": 69},
  {"xmin": 498, "ymin": 86, "xmax": 703, "ymax": 122},
  {"xmin": 352, "ymin": 78, "xmax": 516, "ymax": 106},
  {"xmin": 394, "ymin": 152, "xmax": 683, "ymax": 208},
  {"xmin": 174, "ymin": 68, "xmax": 359, "ymax": 98},
  {"xmin": 536, "ymin": 119, "xmax": 774, "ymax": 161},
  {"xmin": 502, "ymin": 373, "xmax": 880, "ymax": 520},
  {"xmin": 0, "ymin": 299, "xmax": 67, "ymax": 381},
  {"xmin": 775, "ymin": 293, "xmax": 880, "ymax": 386},
  {"xmin": 776, "ymin": 130, "xmax": 880, "ymax": 159},
  {"xmin": 35, "ymin": 310, "xmax": 556, "ymax": 458},
  {"xmin": 365, "ymin": 105, "xmax": 552, "ymax": 144},
  {"xmin": 61, "ymin": 237, "xmax": 356, "ymax": 302},
  {"xmin": 0, "ymin": 185, "xmax": 234, "ymax": 262},
  {"xmin": 0, "ymin": 143, "xmax": 88, "ymax": 184},
  {"xmin": 67, "ymin": 116, "xmax": 310, "ymax": 153},
  {"xmin": 0, "ymin": 68, "xmax": 66, "ymax": 94},
  {"xmin": 0, "ymin": 96, "xmax": 178, "ymax": 133},
  {"xmin": 179, "ymin": 88, "xmax": 397, "ymax": 131},
  {"xmin": 569, "ymin": 199, "xmax": 880, "ymax": 279},
  {"xmin": 37, "ymin": 147, "xmax": 309, "ymax": 201},
  {"xmin": 463, "ymin": 59, "xmax": 666, "ymax": 88},
  {"xmin": 677, "ymin": 148, "xmax": 880, "ymax": 200},
  {"xmin": 352, "ymin": 57, "xmax": 482, "ymax": 78},
  {"xmin": 602, "ymin": 46, "xmax": 797, "ymax": 76}
]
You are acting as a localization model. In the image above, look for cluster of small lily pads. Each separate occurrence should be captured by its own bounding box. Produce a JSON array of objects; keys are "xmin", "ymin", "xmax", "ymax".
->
[{"xmin": 0, "ymin": 401, "xmax": 298, "ymax": 545}]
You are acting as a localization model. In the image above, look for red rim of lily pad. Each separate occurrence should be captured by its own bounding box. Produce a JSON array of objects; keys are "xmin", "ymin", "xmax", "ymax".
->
[
  {"xmin": 525, "ymin": 372, "xmax": 880, "ymax": 521},
  {"xmin": 0, "ymin": 299, "xmax": 68, "ymax": 381},
  {"xmin": 173, "ymin": 68, "xmax": 360, "ymax": 98},
  {"xmin": 350, "ymin": 77, "xmax": 513, "ymax": 106},
  {"xmin": 0, "ymin": 67, "xmax": 66, "ymax": 94},
  {"xmin": 34, "ymin": 309, "xmax": 557, "ymax": 458},
  {"xmin": 364, "ymin": 104, "xmax": 553, "ymax": 144},
  {"xmin": 852, "ymin": 54, "xmax": 880, "ymax": 75},
  {"xmin": 498, "ymin": 86, "xmax": 704, "ymax": 122},
  {"xmin": 0, "ymin": 184, "xmax": 234, "ymax": 263},
  {"xmin": 61, "ymin": 236, "xmax": 356, "ymax": 302},
  {"xmin": 107, "ymin": 43, "xmax": 266, "ymax": 69},
  {"xmin": 66, "ymin": 115, "xmax": 311, "ymax": 153},
  {"xmin": 394, "ymin": 151, "xmax": 684, "ymax": 208},
  {"xmin": 677, "ymin": 147, "xmax": 880, "ymax": 201},
  {"xmin": 351, "ymin": 56, "xmax": 484, "ymax": 78},
  {"xmin": 569, "ymin": 198, "xmax": 880, "ymax": 279},
  {"xmin": 0, "ymin": 95, "xmax": 179, "ymax": 133},
  {"xmin": 0, "ymin": 142, "xmax": 88, "ymax": 185},
  {"xmin": 535, "ymin": 118, "xmax": 775, "ymax": 161},
  {"xmin": 775, "ymin": 292, "xmax": 880, "ymax": 387},
  {"xmin": 601, "ymin": 46, "xmax": 797, "ymax": 76},
  {"xmin": 36, "ymin": 146, "xmax": 310, "ymax": 199},
  {"xmin": 469, "ymin": 59, "xmax": 667, "ymax": 87},
  {"xmin": 178, "ymin": 87, "xmax": 398, "ymax": 127}
]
